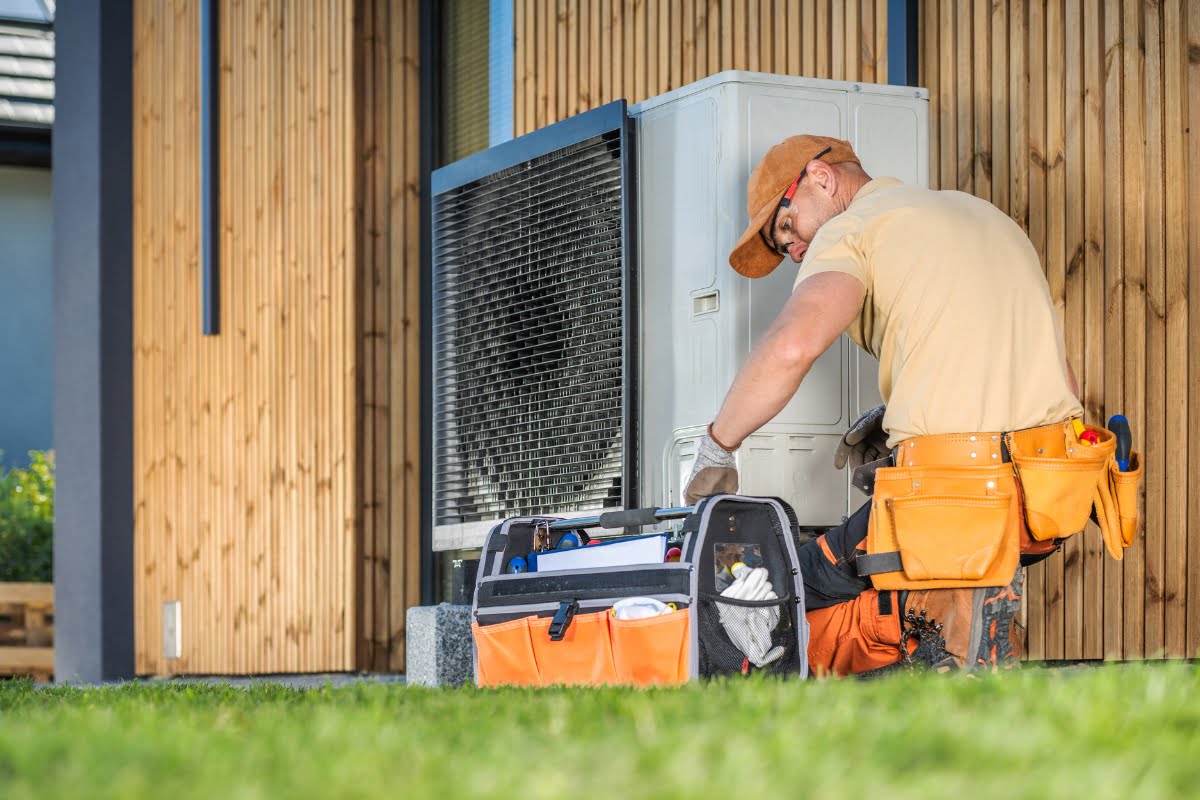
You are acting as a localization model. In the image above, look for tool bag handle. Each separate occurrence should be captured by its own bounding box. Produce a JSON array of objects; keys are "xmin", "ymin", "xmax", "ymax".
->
[{"xmin": 546, "ymin": 506, "xmax": 695, "ymax": 531}]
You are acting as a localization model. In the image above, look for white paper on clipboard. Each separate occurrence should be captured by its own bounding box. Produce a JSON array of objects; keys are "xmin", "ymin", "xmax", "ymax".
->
[{"xmin": 534, "ymin": 534, "xmax": 668, "ymax": 572}]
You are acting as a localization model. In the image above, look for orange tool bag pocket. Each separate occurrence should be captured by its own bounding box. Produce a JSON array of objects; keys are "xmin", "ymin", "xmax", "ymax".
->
[
  {"xmin": 859, "ymin": 464, "xmax": 1021, "ymax": 591},
  {"xmin": 1005, "ymin": 420, "xmax": 1113, "ymax": 542},
  {"xmin": 473, "ymin": 602, "xmax": 690, "ymax": 688}
]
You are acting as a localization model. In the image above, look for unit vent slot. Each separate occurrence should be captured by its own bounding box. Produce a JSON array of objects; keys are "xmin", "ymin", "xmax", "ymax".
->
[{"xmin": 431, "ymin": 107, "xmax": 633, "ymax": 528}]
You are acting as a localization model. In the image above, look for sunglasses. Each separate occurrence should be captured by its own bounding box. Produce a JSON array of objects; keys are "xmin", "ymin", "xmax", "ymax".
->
[{"xmin": 760, "ymin": 146, "xmax": 832, "ymax": 257}]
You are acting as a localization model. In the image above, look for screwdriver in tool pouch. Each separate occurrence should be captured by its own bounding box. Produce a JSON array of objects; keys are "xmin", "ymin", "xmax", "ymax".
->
[{"xmin": 1107, "ymin": 415, "xmax": 1133, "ymax": 471}]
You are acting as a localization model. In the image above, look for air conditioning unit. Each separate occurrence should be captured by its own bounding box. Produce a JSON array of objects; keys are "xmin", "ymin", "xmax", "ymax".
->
[{"xmin": 431, "ymin": 71, "xmax": 930, "ymax": 551}]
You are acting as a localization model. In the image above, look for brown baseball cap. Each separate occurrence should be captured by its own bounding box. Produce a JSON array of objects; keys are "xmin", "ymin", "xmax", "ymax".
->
[{"xmin": 728, "ymin": 135, "xmax": 861, "ymax": 278}]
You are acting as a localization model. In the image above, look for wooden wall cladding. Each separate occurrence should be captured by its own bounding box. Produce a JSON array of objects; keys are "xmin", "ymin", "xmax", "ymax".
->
[
  {"xmin": 358, "ymin": 0, "xmax": 423, "ymax": 673},
  {"xmin": 133, "ymin": 0, "xmax": 359, "ymax": 674},
  {"xmin": 920, "ymin": 0, "xmax": 1199, "ymax": 661},
  {"xmin": 522, "ymin": 0, "xmax": 1200, "ymax": 661},
  {"xmin": 513, "ymin": 0, "xmax": 890, "ymax": 135}
]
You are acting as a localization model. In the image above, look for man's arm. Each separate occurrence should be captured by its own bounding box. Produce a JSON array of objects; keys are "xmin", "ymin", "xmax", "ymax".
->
[{"xmin": 709, "ymin": 271, "xmax": 867, "ymax": 449}]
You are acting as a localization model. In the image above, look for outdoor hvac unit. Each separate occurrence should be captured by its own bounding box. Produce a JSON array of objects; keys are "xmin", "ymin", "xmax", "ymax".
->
[{"xmin": 431, "ymin": 71, "xmax": 930, "ymax": 550}]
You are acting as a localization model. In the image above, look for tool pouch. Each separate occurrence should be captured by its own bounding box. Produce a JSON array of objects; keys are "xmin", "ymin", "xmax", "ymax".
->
[
  {"xmin": 1092, "ymin": 451, "xmax": 1143, "ymax": 559},
  {"xmin": 1006, "ymin": 420, "xmax": 1114, "ymax": 541},
  {"xmin": 860, "ymin": 464, "xmax": 1021, "ymax": 590}
]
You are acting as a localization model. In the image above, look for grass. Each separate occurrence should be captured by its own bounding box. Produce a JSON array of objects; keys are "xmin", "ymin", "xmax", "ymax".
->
[{"xmin": 0, "ymin": 664, "xmax": 1197, "ymax": 800}]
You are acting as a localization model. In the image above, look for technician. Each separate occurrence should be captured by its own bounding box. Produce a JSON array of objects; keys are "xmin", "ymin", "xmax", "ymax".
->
[{"xmin": 682, "ymin": 134, "xmax": 1085, "ymax": 674}]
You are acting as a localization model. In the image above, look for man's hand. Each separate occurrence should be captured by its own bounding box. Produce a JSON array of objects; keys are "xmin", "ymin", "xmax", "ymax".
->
[
  {"xmin": 834, "ymin": 404, "xmax": 889, "ymax": 475},
  {"xmin": 683, "ymin": 432, "xmax": 739, "ymax": 505}
]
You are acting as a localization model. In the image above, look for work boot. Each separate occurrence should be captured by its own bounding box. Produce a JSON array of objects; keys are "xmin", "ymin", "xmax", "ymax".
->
[{"xmin": 902, "ymin": 569, "xmax": 1024, "ymax": 672}]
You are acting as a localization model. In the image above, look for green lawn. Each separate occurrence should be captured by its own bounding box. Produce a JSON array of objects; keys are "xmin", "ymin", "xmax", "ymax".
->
[{"xmin": 0, "ymin": 664, "xmax": 1197, "ymax": 800}]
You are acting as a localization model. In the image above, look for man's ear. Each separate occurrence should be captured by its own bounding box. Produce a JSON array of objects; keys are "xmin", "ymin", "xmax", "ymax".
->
[{"xmin": 806, "ymin": 159, "xmax": 838, "ymax": 196}]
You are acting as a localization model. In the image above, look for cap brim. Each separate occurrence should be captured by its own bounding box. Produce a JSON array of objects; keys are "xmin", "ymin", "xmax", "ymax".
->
[{"xmin": 728, "ymin": 184, "xmax": 788, "ymax": 278}]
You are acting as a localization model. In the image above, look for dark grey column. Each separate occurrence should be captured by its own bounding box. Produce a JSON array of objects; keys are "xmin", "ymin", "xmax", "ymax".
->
[
  {"xmin": 887, "ymin": 0, "xmax": 920, "ymax": 87},
  {"xmin": 53, "ymin": 0, "xmax": 135, "ymax": 682}
]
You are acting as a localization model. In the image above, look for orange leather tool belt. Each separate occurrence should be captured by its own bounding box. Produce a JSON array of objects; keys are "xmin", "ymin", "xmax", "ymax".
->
[{"xmin": 857, "ymin": 419, "xmax": 1143, "ymax": 591}]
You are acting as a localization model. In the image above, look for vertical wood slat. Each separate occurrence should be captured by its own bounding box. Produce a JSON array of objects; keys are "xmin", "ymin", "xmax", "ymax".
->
[
  {"xmin": 803, "ymin": 0, "xmax": 816, "ymax": 77},
  {"xmin": 874, "ymin": 0, "xmax": 887, "ymax": 82},
  {"xmin": 1061, "ymin": 0, "xmax": 1084, "ymax": 659},
  {"xmin": 1043, "ymin": 0, "xmax": 1067, "ymax": 662},
  {"xmin": 774, "ymin": 0, "xmax": 787, "ymax": 75},
  {"xmin": 860, "ymin": 0, "xmax": 874, "ymax": 83},
  {"xmin": 921, "ymin": 0, "xmax": 938, "ymax": 186},
  {"xmin": 567, "ymin": 0, "xmax": 578, "ymax": 116},
  {"xmin": 786, "ymin": 0, "xmax": 800, "ymax": 75},
  {"xmin": 1160, "ymin": 0, "xmax": 1188, "ymax": 668},
  {"xmin": 1142, "ymin": 0, "xmax": 1167, "ymax": 659},
  {"xmin": 1186, "ymin": 0, "xmax": 1200, "ymax": 661},
  {"xmin": 1121, "ymin": 0, "xmax": 1147, "ymax": 661},
  {"xmin": 939, "ymin": 0, "xmax": 956, "ymax": 191},
  {"xmin": 830, "ymin": 0, "xmax": 844, "ymax": 79},
  {"xmin": 403, "ymin": 0, "xmax": 424, "ymax": 669},
  {"xmin": 1022, "ymin": 0, "xmax": 1048, "ymax": 662},
  {"xmin": 660, "ymin": 0, "xmax": 673, "ymax": 94},
  {"xmin": 843, "ymin": 0, "xmax": 858, "ymax": 81},
  {"xmin": 972, "ymin": 0, "xmax": 990, "ymax": 202},
  {"xmin": 1101, "ymin": 0, "xmax": 1126, "ymax": 660},
  {"xmin": 954, "ymin": 0, "xmax": 971, "ymax": 193},
  {"xmin": 583, "ymin": 0, "xmax": 596, "ymax": 107},
  {"xmin": 1079, "ymin": 0, "xmax": 1105, "ymax": 661},
  {"xmin": 356, "ymin": 0, "xmax": 374, "ymax": 670},
  {"xmin": 990, "ymin": 0, "xmax": 1008, "ymax": 215},
  {"xmin": 709, "ymin": 0, "xmax": 721, "ymax": 75}
]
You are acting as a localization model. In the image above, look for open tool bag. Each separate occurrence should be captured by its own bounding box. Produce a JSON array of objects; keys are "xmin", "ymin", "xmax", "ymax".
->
[{"xmin": 471, "ymin": 495, "xmax": 809, "ymax": 687}]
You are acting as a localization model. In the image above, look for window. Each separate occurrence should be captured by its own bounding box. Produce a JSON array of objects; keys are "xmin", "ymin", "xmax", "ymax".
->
[{"xmin": 436, "ymin": 0, "xmax": 513, "ymax": 167}]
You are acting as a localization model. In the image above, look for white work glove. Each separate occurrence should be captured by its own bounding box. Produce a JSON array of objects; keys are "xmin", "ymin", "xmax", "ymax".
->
[
  {"xmin": 683, "ymin": 430, "xmax": 739, "ymax": 505},
  {"xmin": 716, "ymin": 565, "xmax": 785, "ymax": 668}
]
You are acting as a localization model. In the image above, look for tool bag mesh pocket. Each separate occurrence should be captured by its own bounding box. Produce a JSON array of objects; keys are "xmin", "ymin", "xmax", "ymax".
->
[
  {"xmin": 686, "ymin": 496, "xmax": 808, "ymax": 678},
  {"xmin": 697, "ymin": 594, "xmax": 800, "ymax": 677}
]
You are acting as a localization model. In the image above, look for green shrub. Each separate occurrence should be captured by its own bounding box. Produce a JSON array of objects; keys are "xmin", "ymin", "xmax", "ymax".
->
[{"xmin": 0, "ymin": 450, "xmax": 54, "ymax": 583}]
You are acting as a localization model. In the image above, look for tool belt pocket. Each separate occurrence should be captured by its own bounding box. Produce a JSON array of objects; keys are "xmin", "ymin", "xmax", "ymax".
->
[
  {"xmin": 1007, "ymin": 422, "xmax": 1114, "ymax": 541},
  {"xmin": 861, "ymin": 465, "xmax": 1020, "ymax": 591},
  {"xmin": 1094, "ymin": 452, "xmax": 1143, "ymax": 559}
]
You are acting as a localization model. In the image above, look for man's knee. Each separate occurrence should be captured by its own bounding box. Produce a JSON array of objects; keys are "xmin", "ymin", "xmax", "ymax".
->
[{"xmin": 800, "ymin": 501, "xmax": 871, "ymax": 611}]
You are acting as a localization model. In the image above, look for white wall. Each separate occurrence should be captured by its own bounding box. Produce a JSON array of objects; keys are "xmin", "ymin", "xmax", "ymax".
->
[{"xmin": 0, "ymin": 165, "xmax": 53, "ymax": 467}]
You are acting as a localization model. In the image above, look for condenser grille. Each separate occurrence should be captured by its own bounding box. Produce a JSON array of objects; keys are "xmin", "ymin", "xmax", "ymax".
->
[{"xmin": 432, "ymin": 105, "xmax": 633, "ymax": 527}]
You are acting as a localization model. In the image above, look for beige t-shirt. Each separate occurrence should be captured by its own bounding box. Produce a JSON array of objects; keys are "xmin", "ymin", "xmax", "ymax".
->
[{"xmin": 793, "ymin": 177, "xmax": 1082, "ymax": 446}]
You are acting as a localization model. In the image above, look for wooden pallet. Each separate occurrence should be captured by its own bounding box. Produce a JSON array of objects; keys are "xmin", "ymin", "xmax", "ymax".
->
[{"xmin": 0, "ymin": 583, "xmax": 54, "ymax": 682}]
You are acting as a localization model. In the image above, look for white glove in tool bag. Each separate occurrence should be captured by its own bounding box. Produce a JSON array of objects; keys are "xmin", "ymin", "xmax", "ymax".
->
[{"xmin": 471, "ymin": 495, "xmax": 809, "ymax": 686}]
